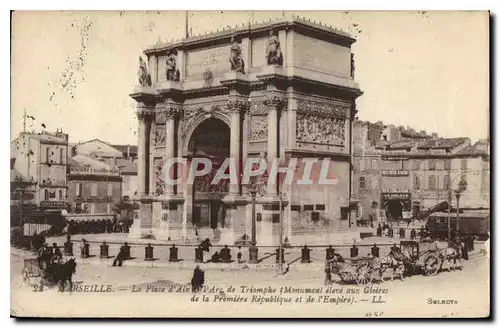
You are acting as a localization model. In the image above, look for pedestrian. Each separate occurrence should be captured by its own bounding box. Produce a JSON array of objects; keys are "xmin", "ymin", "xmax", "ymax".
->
[
  {"xmin": 200, "ymin": 238, "xmax": 212, "ymax": 260},
  {"xmin": 191, "ymin": 265, "xmax": 205, "ymax": 293},
  {"xmin": 112, "ymin": 244, "xmax": 127, "ymax": 267},
  {"xmin": 52, "ymin": 243, "xmax": 63, "ymax": 262}
]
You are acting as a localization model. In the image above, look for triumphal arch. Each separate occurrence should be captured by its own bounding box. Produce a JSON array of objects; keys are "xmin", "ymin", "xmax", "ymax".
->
[{"xmin": 130, "ymin": 17, "xmax": 362, "ymax": 245}]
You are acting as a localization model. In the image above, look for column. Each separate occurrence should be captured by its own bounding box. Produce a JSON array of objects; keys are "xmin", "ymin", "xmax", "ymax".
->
[
  {"xmin": 136, "ymin": 107, "xmax": 154, "ymax": 196},
  {"xmin": 264, "ymin": 96, "xmax": 285, "ymax": 196},
  {"xmin": 227, "ymin": 100, "xmax": 248, "ymax": 196},
  {"xmin": 164, "ymin": 108, "xmax": 178, "ymax": 196}
]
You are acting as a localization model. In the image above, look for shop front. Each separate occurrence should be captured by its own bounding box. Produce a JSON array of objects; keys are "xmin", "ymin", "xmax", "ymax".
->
[{"xmin": 381, "ymin": 192, "xmax": 412, "ymax": 222}]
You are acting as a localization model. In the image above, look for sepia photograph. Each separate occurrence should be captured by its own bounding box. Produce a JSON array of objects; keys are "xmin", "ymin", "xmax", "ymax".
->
[{"xmin": 9, "ymin": 10, "xmax": 490, "ymax": 318}]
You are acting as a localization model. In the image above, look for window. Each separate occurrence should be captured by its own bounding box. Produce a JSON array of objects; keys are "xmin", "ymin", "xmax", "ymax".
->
[
  {"xmin": 76, "ymin": 183, "xmax": 81, "ymax": 197},
  {"xmin": 428, "ymin": 175, "xmax": 436, "ymax": 190},
  {"xmin": 461, "ymin": 159, "xmax": 468, "ymax": 171},
  {"xmin": 371, "ymin": 176, "xmax": 378, "ymax": 189},
  {"xmin": 428, "ymin": 160, "xmax": 436, "ymax": 171},
  {"xmin": 45, "ymin": 147, "xmax": 50, "ymax": 163},
  {"xmin": 359, "ymin": 177, "xmax": 366, "ymax": 189},
  {"xmin": 444, "ymin": 175, "xmax": 451, "ymax": 190},
  {"xmin": 413, "ymin": 160, "xmax": 421, "ymax": 171},
  {"xmin": 44, "ymin": 189, "xmax": 49, "ymax": 200},
  {"xmin": 59, "ymin": 190, "xmax": 63, "ymax": 200},
  {"xmin": 91, "ymin": 183, "xmax": 97, "ymax": 197},
  {"xmin": 107, "ymin": 183, "xmax": 113, "ymax": 197},
  {"xmin": 60, "ymin": 148, "xmax": 64, "ymax": 164},
  {"xmin": 414, "ymin": 175, "xmax": 420, "ymax": 190},
  {"xmin": 371, "ymin": 159, "xmax": 378, "ymax": 170},
  {"xmin": 444, "ymin": 159, "xmax": 451, "ymax": 170},
  {"xmin": 256, "ymin": 213, "xmax": 262, "ymax": 222}
]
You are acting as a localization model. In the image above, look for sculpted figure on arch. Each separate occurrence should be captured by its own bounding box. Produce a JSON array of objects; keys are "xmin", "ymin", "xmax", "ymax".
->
[
  {"xmin": 266, "ymin": 29, "xmax": 283, "ymax": 66},
  {"xmin": 137, "ymin": 56, "xmax": 152, "ymax": 87},
  {"xmin": 228, "ymin": 35, "xmax": 245, "ymax": 74}
]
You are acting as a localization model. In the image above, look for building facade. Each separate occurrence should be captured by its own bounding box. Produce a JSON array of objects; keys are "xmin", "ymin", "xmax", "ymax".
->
[
  {"xmin": 352, "ymin": 121, "xmax": 490, "ymax": 222},
  {"xmin": 130, "ymin": 17, "xmax": 363, "ymax": 244},
  {"xmin": 67, "ymin": 155, "xmax": 123, "ymax": 214},
  {"xmin": 11, "ymin": 131, "xmax": 69, "ymax": 211}
]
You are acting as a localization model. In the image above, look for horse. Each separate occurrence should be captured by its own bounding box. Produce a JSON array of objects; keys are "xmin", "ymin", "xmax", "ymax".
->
[
  {"xmin": 45, "ymin": 258, "xmax": 77, "ymax": 292},
  {"xmin": 377, "ymin": 248, "xmax": 412, "ymax": 281},
  {"xmin": 440, "ymin": 241, "xmax": 465, "ymax": 271}
]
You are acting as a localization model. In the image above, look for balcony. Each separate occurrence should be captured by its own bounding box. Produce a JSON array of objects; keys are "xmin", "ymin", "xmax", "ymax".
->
[
  {"xmin": 69, "ymin": 168, "xmax": 120, "ymax": 177},
  {"xmin": 73, "ymin": 196, "xmax": 114, "ymax": 203}
]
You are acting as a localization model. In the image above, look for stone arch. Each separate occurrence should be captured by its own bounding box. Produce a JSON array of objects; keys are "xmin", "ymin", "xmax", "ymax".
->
[{"xmin": 182, "ymin": 110, "xmax": 231, "ymax": 155}]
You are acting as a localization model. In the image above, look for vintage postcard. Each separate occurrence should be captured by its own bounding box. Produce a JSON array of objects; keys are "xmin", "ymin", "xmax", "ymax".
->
[{"xmin": 10, "ymin": 10, "xmax": 490, "ymax": 318}]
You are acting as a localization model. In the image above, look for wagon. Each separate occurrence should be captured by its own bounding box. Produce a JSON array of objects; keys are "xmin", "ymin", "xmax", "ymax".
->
[
  {"xmin": 326, "ymin": 256, "xmax": 378, "ymax": 285},
  {"xmin": 399, "ymin": 240, "xmax": 442, "ymax": 276},
  {"xmin": 21, "ymin": 258, "xmax": 44, "ymax": 286}
]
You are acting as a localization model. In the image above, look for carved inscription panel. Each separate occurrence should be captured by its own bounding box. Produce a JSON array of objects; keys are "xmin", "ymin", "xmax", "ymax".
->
[
  {"xmin": 186, "ymin": 45, "xmax": 231, "ymax": 76},
  {"xmin": 293, "ymin": 33, "xmax": 351, "ymax": 77},
  {"xmin": 251, "ymin": 37, "xmax": 268, "ymax": 68}
]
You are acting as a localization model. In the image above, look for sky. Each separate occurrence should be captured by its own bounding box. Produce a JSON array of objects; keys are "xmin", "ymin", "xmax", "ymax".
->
[{"xmin": 11, "ymin": 10, "xmax": 490, "ymax": 145}]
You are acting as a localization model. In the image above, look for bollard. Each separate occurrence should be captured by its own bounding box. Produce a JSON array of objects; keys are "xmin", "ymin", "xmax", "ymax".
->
[
  {"xmin": 249, "ymin": 245, "xmax": 259, "ymax": 264},
  {"xmin": 220, "ymin": 246, "xmax": 232, "ymax": 263},
  {"xmin": 81, "ymin": 242, "xmax": 90, "ymax": 258},
  {"xmin": 399, "ymin": 228, "xmax": 405, "ymax": 239},
  {"xmin": 410, "ymin": 229, "xmax": 416, "ymax": 240},
  {"xmin": 169, "ymin": 244, "xmax": 179, "ymax": 262},
  {"xmin": 64, "ymin": 241, "xmax": 74, "ymax": 256},
  {"xmin": 388, "ymin": 227, "xmax": 394, "ymax": 238},
  {"xmin": 145, "ymin": 244, "xmax": 154, "ymax": 261},
  {"xmin": 301, "ymin": 245, "xmax": 311, "ymax": 263},
  {"xmin": 371, "ymin": 244, "xmax": 380, "ymax": 257},
  {"xmin": 350, "ymin": 244, "xmax": 359, "ymax": 258},
  {"xmin": 195, "ymin": 247, "xmax": 204, "ymax": 263},
  {"xmin": 275, "ymin": 248, "xmax": 285, "ymax": 264},
  {"xmin": 99, "ymin": 242, "xmax": 109, "ymax": 258},
  {"xmin": 326, "ymin": 246, "xmax": 335, "ymax": 260}
]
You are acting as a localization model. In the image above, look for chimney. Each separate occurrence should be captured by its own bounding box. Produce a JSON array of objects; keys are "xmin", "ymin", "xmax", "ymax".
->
[{"xmin": 127, "ymin": 145, "xmax": 130, "ymax": 159}]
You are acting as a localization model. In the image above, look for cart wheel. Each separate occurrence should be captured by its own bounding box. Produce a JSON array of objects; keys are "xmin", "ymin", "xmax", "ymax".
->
[
  {"xmin": 339, "ymin": 272, "xmax": 354, "ymax": 283},
  {"xmin": 355, "ymin": 263, "xmax": 374, "ymax": 285},
  {"xmin": 423, "ymin": 254, "xmax": 440, "ymax": 276}
]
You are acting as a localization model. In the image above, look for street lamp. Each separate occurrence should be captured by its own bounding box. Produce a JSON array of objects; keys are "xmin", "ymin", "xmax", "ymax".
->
[
  {"xmin": 245, "ymin": 179, "xmax": 259, "ymax": 264},
  {"xmin": 454, "ymin": 177, "xmax": 468, "ymax": 238}
]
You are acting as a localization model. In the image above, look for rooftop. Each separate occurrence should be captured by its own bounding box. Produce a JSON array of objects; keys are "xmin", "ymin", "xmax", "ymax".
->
[
  {"xmin": 417, "ymin": 137, "xmax": 469, "ymax": 150},
  {"xmin": 145, "ymin": 15, "xmax": 355, "ymax": 54}
]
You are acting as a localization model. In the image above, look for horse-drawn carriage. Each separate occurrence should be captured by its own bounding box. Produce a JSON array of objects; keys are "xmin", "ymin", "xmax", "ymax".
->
[
  {"xmin": 20, "ymin": 249, "xmax": 77, "ymax": 292},
  {"xmin": 325, "ymin": 239, "xmax": 449, "ymax": 285}
]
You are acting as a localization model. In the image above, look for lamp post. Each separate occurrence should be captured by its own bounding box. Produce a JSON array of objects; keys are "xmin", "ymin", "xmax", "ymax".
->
[
  {"xmin": 246, "ymin": 180, "xmax": 258, "ymax": 264},
  {"xmin": 454, "ymin": 178, "xmax": 468, "ymax": 238}
]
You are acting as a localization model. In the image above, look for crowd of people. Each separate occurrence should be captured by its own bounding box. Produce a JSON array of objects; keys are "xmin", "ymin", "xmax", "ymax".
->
[{"xmin": 66, "ymin": 217, "xmax": 132, "ymax": 235}]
